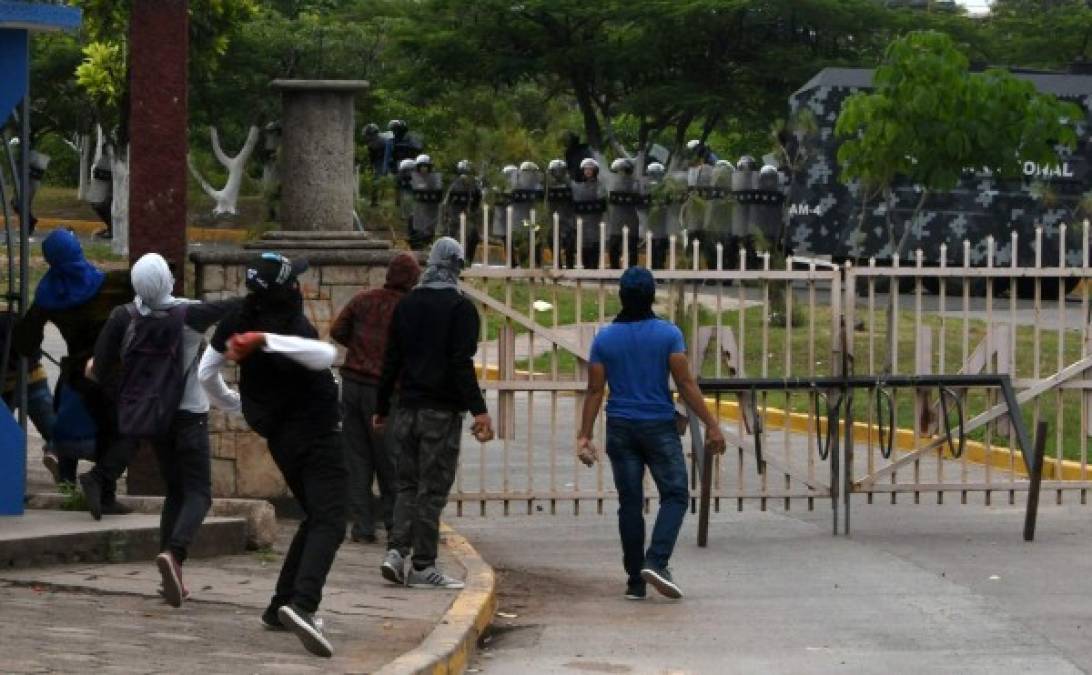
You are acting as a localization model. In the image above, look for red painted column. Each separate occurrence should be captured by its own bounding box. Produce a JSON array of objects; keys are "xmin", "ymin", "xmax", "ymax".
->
[
  {"xmin": 128, "ymin": 0, "xmax": 188, "ymax": 291},
  {"xmin": 126, "ymin": 0, "xmax": 188, "ymax": 496}
]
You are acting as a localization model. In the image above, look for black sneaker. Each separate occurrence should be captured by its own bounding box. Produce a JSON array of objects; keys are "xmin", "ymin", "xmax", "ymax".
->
[
  {"xmin": 640, "ymin": 566, "xmax": 683, "ymax": 599},
  {"xmin": 624, "ymin": 581, "xmax": 647, "ymax": 601},
  {"xmin": 260, "ymin": 605, "xmax": 287, "ymax": 631},
  {"xmin": 79, "ymin": 473, "xmax": 102, "ymax": 521},
  {"xmin": 278, "ymin": 604, "xmax": 334, "ymax": 658},
  {"xmin": 350, "ymin": 530, "xmax": 377, "ymax": 544}
]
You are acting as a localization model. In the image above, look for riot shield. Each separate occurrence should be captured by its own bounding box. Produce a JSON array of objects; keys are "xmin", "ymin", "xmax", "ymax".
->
[
  {"xmin": 571, "ymin": 179, "xmax": 607, "ymax": 267},
  {"xmin": 411, "ymin": 171, "xmax": 443, "ymax": 248}
]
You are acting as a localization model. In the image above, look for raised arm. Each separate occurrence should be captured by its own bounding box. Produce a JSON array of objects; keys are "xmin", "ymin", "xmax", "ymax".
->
[{"xmin": 197, "ymin": 346, "xmax": 241, "ymax": 412}]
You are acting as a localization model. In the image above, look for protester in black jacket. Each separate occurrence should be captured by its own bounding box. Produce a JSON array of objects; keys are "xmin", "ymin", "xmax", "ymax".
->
[
  {"xmin": 198, "ymin": 252, "xmax": 345, "ymax": 659},
  {"xmin": 375, "ymin": 237, "xmax": 493, "ymax": 590}
]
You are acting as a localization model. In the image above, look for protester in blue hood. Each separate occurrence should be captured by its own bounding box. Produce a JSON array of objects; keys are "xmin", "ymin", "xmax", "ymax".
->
[
  {"xmin": 15, "ymin": 228, "xmax": 133, "ymax": 513},
  {"xmin": 33, "ymin": 229, "xmax": 106, "ymax": 311}
]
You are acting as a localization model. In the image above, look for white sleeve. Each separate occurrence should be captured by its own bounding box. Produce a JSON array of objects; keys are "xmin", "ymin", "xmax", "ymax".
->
[
  {"xmin": 262, "ymin": 333, "xmax": 337, "ymax": 371},
  {"xmin": 198, "ymin": 347, "xmax": 242, "ymax": 412}
]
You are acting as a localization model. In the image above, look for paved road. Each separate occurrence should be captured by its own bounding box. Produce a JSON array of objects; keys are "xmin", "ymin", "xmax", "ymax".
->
[{"xmin": 456, "ymin": 501, "xmax": 1092, "ymax": 674}]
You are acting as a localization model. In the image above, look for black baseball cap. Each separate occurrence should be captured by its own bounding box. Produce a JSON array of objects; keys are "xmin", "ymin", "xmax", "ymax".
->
[{"xmin": 245, "ymin": 252, "xmax": 309, "ymax": 292}]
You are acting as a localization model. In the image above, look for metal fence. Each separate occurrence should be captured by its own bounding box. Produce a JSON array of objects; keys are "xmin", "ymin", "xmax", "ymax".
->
[{"xmin": 450, "ymin": 214, "xmax": 1092, "ymax": 523}]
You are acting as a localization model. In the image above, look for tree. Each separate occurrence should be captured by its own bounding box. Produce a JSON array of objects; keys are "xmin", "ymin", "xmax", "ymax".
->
[
  {"xmin": 835, "ymin": 30, "xmax": 1081, "ymax": 261},
  {"xmin": 187, "ymin": 125, "xmax": 259, "ymax": 216},
  {"xmin": 400, "ymin": 0, "xmax": 900, "ymax": 166},
  {"xmin": 72, "ymin": 0, "xmax": 257, "ymax": 247},
  {"xmin": 984, "ymin": 0, "xmax": 1092, "ymax": 69}
]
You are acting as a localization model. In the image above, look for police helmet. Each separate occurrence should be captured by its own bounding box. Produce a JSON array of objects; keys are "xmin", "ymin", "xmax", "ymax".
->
[
  {"xmin": 715, "ymin": 159, "xmax": 734, "ymax": 170},
  {"xmin": 547, "ymin": 159, "xmax": 567, "ymax": 173},
  {"xmin": 502, "ymin": 164, "xmax": 518, "ymax": 176},
  {"xmin": 646, "ymin": 162, "xmax": 666, "ymax": 178},
  {"xmin": 736, "ymin": 155, "xmax": 757, "ymax": 171},
  {"xmin": 580, "ymin": 158, "xmax": 599, "ymax": 171},
  {"xmin": 456, "ymin": 159, "xmax": 472, "ymax": 175},
  {"xmin": 415, "ymin": 153, "xmax": 433, "ymax": 168},
  {"xmin": 388, "ymin": 119, "xmax": 407, "ymax": 134},
  {"xmin": 362, "ymin": 123, "xmax": 380, "ymax": 138},
  {"xmin": 519, "ymin": 161, "xmax": 540, "ymax": 172},
  {"xmin": 398, "ymin": 158, "xmax": 415, "ymax": 173}
]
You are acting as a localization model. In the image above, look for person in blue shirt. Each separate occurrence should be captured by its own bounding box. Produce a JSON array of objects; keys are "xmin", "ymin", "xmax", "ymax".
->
[{"xmin": 578, "ymin": 266, "xmax": 726, "ymax": 601}]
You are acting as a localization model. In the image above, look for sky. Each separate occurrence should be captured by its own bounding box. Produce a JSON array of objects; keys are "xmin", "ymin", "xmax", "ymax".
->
[{"xmin": 956, "ymin": 0, "xmax": 992, "ymax": 14}]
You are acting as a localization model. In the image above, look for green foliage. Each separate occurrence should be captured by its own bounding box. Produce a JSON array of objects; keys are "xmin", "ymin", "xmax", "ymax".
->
[
  {"xmin": 835, "ymin": 31, "xmax": 1081, "ymax": 254},
  {"xmin": 984, "ymin": 0, "xmax": 1092, "ymax": 68},
  {"xmin": 57, "ymin": 482, "xmax": 87, "ymax": 512},
  {"xmin": 72, "ymin": 0, "xmax": 257, "ymax": 141}
]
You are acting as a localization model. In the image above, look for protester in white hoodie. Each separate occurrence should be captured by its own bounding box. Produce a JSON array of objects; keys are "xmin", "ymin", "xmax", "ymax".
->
[{"xmin": 92, "ymin": 253, "xmax": 239, "ymax": 608}]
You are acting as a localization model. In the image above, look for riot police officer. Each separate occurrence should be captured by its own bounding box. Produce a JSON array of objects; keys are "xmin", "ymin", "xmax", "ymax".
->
[
  {"xmin": 410, "ymin": 154, "xmax": 443, "ymax": 250},
  {"xmin": 395, "ymin": 158, "xmax": 416, "ymax": 235},
  {"xmin": 571, "ymin": 158, "xmax": 608, "ymax": 269},
  {"xmin": 444, "ymin": 159, "xmax": 484, "ymax": 264},
  {"xmin": 362, "ymin": 123, "xmax": 393, "ymax": 206},
  {"xmin": 705, "ymin": 159, "xmax": 735, "ymax": 270},
  {"xmin": 731, "ymin": 155, "xmax": 758, "ymax": 266},
  {"xmin": 681, "ymin": 154, "xmax": 715, "ymax": 267},
  {"xmin": 545, "ymin": 159, "xmax": 576, "ymax": 268},
  {"xmin": 490, "ymin": 164, "xmax": 519, "ymax": 251},
  {"xmin": 641, "ymin": 162, "xmax": 672, "ymax": 269},
  {"xmin": 607, "ymin": 157, "xmax": 641, "ymax": 269},
  {"xmin": 510, "ymin": 161, "xmax": 544, "ymax": 267},
  {"xmin": 388, "ymin": 119, "xmax": 423, "ymax": 174}
]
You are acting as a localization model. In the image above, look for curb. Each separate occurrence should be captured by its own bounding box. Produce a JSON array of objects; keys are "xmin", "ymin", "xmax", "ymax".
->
[{"xmin": 374, "ymin": 524, "xmax": 497, "ymax": 675}]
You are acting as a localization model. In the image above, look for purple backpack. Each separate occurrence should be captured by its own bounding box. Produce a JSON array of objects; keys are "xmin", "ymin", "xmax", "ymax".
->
[{"xmin": 117, "ymin": 303, "xmax": 191, "ymax": 438}]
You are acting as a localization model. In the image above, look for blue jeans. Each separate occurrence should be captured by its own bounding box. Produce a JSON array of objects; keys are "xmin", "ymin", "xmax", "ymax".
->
[{"xmin": 606, "ymin": 417, "xmax": 689, "ymax": 583}]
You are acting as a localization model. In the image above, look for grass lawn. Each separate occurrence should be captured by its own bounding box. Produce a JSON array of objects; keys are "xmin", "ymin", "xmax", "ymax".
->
[{"xmin": 496, "ymin": 278, "xmax": 1091, "ymax": 463}]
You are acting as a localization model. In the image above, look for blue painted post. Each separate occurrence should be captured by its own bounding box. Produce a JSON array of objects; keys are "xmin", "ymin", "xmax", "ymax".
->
[{"xmin": 0, "ymin": 2, "xmax": 81, "ymax": 516}]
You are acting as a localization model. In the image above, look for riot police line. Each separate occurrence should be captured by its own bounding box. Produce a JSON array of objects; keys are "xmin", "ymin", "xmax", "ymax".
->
[{"xmin": 377, "ymin": 145, "xmax": 789, "ymax": 271}]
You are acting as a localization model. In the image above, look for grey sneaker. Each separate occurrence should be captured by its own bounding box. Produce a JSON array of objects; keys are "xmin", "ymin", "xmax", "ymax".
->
[
  {"xmin": 406, "ymin": 566, "xmax": 465, "ymax": 590},
  {"xmin": 381, "ymin": 549, "xmax": 405, "ymax": 585},
  {"xmin": 640, "ymin": 566, "xmax": 682, "ymax": 599}
]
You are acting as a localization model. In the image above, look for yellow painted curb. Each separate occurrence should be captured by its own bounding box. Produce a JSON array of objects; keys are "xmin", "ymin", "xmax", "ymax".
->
[
  {"xmin": 475, "ymin": 360, "xmax": 1086, "ymax": 484},
  {"xmin": 374, "ymin": 523, "xmax": 497, "ymax": 675},
  {"xmin": 35, "ymin": 218, "xmax": 249, "ymax": 243}
]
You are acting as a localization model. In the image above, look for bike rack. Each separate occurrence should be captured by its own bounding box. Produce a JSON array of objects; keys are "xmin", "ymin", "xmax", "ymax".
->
[{"xmin": 691, "ymin": 372, "xmax": 1048, "ymax": 546}]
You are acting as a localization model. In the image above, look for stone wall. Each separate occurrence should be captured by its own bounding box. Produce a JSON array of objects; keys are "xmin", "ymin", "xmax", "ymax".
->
[{"xmin": 188, "ymin": 234, "xmax": 414, "ymax": 499}]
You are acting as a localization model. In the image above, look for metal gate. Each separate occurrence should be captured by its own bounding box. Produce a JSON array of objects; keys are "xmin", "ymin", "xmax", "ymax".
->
[{"xmin": 452, "ymin": 217, "xmax": 1092, "ymax": 527}]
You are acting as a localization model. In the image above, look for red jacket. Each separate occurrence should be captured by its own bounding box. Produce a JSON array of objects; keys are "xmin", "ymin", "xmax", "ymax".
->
[{"xmin": 331, "ymin": 253, "xmax": 420, "ymax": 384}]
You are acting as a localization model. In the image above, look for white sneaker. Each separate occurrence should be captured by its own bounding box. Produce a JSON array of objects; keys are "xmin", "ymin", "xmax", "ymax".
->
[{"xmin": 406, "ymin": 566, "xmax": 465, "ymax": 589}]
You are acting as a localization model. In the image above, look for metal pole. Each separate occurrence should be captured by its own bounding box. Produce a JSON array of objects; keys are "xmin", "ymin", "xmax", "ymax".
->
[{"xmin": 1023, "ymin": 421, "xmax": 1049, "ymax": 542}]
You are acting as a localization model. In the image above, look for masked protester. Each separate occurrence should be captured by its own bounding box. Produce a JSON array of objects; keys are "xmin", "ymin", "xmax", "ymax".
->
[
  {"xmin": 577, "ymin": 266, "xmax": 726, "ymax": 600},
  {"xmin": 92, "ymin": 253, "xmax": 239, "ymax": 607},
  {"xmin": 374, "ymin": 237, "xmax": 493, "ymax": 590},
  {"xmin": 330, "ymin": 252, "xmax": 422, "ymax": 545},
  {"xmin": 198, "ymin": 252, "xmax": 345, "ymax": 659},
  {"xmin": 15, "ymin": 229, "xmax": 133, "ymax": 512}
]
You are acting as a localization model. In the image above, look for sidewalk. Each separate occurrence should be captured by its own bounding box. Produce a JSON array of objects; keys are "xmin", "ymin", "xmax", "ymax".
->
[{"xmin": 0, "ymin": 520, "xmax": 468, "ymax": 673}]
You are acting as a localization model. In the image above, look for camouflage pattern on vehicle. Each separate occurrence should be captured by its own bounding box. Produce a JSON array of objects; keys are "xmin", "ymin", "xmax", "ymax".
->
[{"xmin": 787, "ymin": 67, "xmax": 1092, "ymax": 268}]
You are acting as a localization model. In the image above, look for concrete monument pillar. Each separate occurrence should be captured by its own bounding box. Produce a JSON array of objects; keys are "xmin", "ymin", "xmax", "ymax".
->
[{"xmin": 272, "ymin": 80, "xmax": 368, "ymax": 231}]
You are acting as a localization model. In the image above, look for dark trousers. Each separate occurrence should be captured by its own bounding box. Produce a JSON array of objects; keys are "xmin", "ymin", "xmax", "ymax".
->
[
  {"xmin": 606, "ymin": 417, "xmax": 690, "ymax": 584},
  {"xmin": 4, "ymin": 378, "xmax": 56, "ymax": 449},
  {"xmin": 87, "ymin": 434, "xmax": 136, "ymax": 504},
  {"xmin": 651, "ymin": 238, "xmax": 669, "ymax": 270},
  {"xmin": 560, "ymin": 230, "xmax": 577, "ymax": 269},
  {"xmin": 267, "ymin": 418, "xmax": 347, "ymax": 614},
  {"xmin": 341, "ymin": 379, "xmax": 395, "ymax": 537},
  {"xmin": 581, "ymin": 244, "xmax": 602, "ymax": 270},
  {"xmin": 389, "ymin": 407, "xmax": 462, "ymax": 570},
  {"xmin": 154, "ymin": 411, "xmax": 212, "ymax": 563},
  {"xmin": 609, "ymin": 232, "xmax": 640, "ymax": 269}
]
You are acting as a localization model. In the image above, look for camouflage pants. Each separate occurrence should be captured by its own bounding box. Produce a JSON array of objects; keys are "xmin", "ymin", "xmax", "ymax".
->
[{"xmin": 388, "ymin": 407, "xmax": 463, "ymax": 569}]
